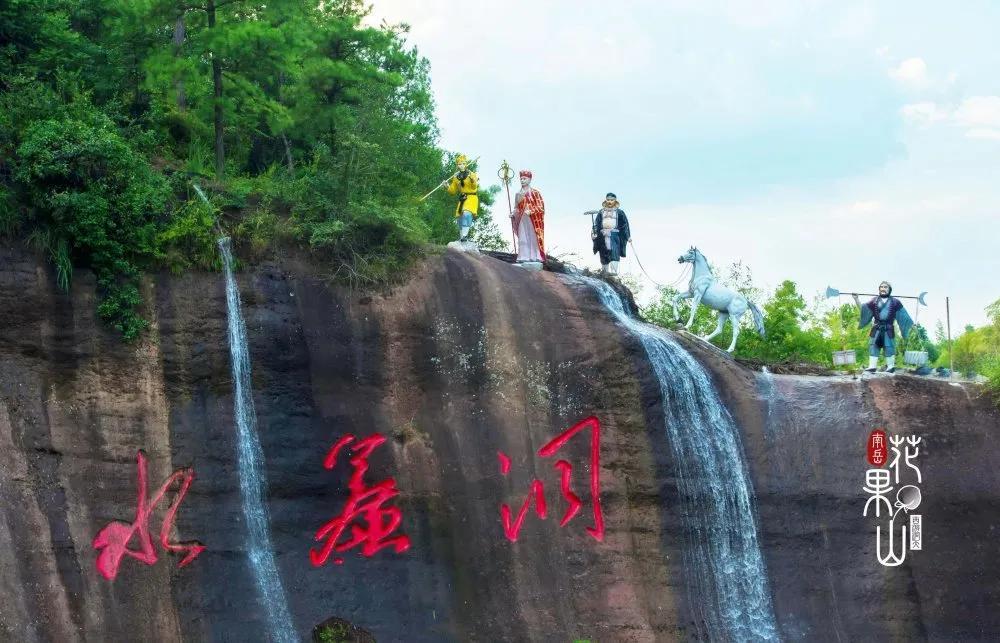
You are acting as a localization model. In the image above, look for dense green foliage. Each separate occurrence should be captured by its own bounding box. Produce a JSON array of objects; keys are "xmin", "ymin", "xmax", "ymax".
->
[
  {"xmin": 936, "ymin": 299, "xmax": 1000, "ymax": 400},
  {"xmin": 13, "ymin": 111, "xmax": 172, "ymax": 338},
  {"xmin": 643, "ymin": 262, "xmax": 982, "ymax": 376},
  {"xmin": 1, "ymin": 0, "xmax": 504, "ymax": 338}
]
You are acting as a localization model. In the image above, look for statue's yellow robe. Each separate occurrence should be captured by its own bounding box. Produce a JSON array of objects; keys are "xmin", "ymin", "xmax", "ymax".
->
[{"xmin": 447, "ymin": 172, "xmax": 479, "ymax": 217}]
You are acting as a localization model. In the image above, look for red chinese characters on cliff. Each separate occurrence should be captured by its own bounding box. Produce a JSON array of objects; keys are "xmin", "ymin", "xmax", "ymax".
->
[
  {"xmin": 310, "ymin": 433, "xmax": 412, "ymax": 567},
  {"xmin": 868, "ymin": 428, "xmax": 888, "ymax": 467},
  {"xmin": 92, "ymin": 450, "xmax": 205, "ymax": 581},
  {"xmin": 497, "ymin": 416, "xmax": 605, "ymax": 543}
]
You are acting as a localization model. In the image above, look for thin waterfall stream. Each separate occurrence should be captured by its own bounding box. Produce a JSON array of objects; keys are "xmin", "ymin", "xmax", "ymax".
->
[
  {"xmin": 219, "ymin": 237, "xmax": 297, "ymax": 642},
  {"xmin": 581, "ymin": 276, "xmax": 779, "ymax": 641}
]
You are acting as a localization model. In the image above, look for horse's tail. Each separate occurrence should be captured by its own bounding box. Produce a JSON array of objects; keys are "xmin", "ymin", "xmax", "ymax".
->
[{"xmin": 749, "ymin": 301, "xmax": 766, "ymax": 338}]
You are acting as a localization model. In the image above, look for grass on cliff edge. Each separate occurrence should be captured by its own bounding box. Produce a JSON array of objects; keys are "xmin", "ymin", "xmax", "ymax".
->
[{"xmin": 3, "ymin": 148, "xmax": 509, "ymax": 342}]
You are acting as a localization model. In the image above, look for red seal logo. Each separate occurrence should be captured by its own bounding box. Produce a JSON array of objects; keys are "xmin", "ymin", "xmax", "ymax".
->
[{"xmin": 867, "ymin": 429, "xmax": 887, "ymax": 467}]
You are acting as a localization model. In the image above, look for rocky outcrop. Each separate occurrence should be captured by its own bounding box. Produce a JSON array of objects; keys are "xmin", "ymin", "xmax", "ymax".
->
[
  {"xmin": 1, "ymin": 242, "xmax": 998, "ymax": 641},
  {"xmin": 684, "ymin": 338, "xmax": 1000, "ymax": 642}
]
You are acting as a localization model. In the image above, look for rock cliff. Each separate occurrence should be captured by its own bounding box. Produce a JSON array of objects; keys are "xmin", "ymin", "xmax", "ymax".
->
[{"xmin": 1, "ymin": 243, "xmax": 997, "ymax": 641}]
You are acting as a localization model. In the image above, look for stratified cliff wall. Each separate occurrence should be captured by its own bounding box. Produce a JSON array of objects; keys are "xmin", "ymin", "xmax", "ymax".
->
[
  {"xmin": 1, "ymin": 242, "xmax": 998, "ymax": 642},
  {"xmin": 686, "ymin": 338, "xmax": 1000, "ymax": 642}
]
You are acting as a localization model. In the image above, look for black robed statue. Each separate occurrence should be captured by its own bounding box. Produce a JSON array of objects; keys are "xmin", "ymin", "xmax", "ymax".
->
[{"xmin": 590, "ymin": 192, "xmax": 630, "ymax": 276}]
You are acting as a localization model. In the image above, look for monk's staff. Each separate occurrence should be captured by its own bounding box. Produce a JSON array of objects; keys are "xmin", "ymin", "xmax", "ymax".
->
[
  {"xmin": 498, "ymin": 160, "xmax": 517, "ymax": 252},
  {"xmin": 418, "ymin": 156, "xmax": 481, "ymax": 201}
]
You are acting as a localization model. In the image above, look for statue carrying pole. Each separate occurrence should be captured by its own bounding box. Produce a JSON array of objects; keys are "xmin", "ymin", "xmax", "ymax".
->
[
  {"xmin": 826, "ymin": 286, "xmax": 928, "ymax": 306},
  {"xmin": 498, "ymin": 160, "xmax": 517, "ymax": 252},
  {"xmin": 419, "ymin": 156, "xmax": 481, "ymax": 201}
]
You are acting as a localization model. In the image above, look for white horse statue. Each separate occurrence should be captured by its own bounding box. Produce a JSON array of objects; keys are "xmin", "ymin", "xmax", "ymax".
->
[{"xmin": 672, "ymin": 246, "xmax": 765, "ymax": 353}]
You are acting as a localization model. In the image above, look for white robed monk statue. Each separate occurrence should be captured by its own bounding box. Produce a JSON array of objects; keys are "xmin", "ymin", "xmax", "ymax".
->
[{"xmin": 511, "ymin": 170, "xmax": 545, "ymax": 267}]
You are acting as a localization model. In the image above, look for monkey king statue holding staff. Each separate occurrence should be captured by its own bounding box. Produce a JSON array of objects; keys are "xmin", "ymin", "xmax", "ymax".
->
[
  {"xmin": 512, "ymin": 170, "xmax": 545, "ymax": 265},
  {"xmin": 854, "ymin": 281, "xmax": 914, "ymax": 373},
  {"xmin": 591, "ymin": 192, "xmax": 630, "ymax": 276},
  {"xmin": 445, "ymin": 154, "xmax": 478, "ymax": 242}
]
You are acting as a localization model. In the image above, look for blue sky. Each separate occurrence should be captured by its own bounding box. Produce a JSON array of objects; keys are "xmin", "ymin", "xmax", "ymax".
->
[{"xmin": 372, "ymin": 0, "xmax": 1000, "ymax": 329}]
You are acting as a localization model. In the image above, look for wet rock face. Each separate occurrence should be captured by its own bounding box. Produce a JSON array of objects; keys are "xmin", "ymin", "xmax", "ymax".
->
[
  {"xmin": 1, "ymin": 242, "xmax": 999, "ymax": 641},
  {"xmin": 0, "ymin": 245, "xmax": 676, "ymax": 642},
  {"xmin": 686, "ymin": 338, "xmax": 1000, "ymax": 642}
]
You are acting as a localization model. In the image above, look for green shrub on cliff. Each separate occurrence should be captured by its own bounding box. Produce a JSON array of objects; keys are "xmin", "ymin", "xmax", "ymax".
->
[
  {"xmin": 734, "ymin": 280, "xmax": 830, "ymax": 364},
  {"xmin": 986, "ymin": 299, "xmax": 1000, "ymax": 403},
  {"xmin": 941, "ymin": 298, "xmax": 1000, "ymax": 401},
  {"xmin": 156, "ymin": 195, "xmax": 219, "ymax": 273},
  {"xmin": 981, "ymin": 356, "xmax": 1000, "ymax": 406},
  {"xmin": 0, "ymin": 0, "xmax": 498, "ymax": 339},
  {"xmin": 14, "ymin": 114, "xmax": 170, "ymax": 339}
]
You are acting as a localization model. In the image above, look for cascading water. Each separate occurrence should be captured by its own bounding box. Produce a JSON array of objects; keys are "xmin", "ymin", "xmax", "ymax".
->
[
  {"xmin": 218, "ymin": 238, "xmax": 297, "ymax": 642},
  {"xmin": 758, "ymin": 366, "xmax": 778, "ymax": 436},
  {"xmin": 582, "ymin": 277, "xmax": 779, "ymax": 641}
]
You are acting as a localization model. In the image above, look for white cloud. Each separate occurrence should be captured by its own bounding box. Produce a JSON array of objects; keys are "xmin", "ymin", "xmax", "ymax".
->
[
  {"xmin": 954, "ymin": 96, "xmax": 1000, "ymax": 128},
  {"xmin": 831, "ymin": 5, "xmax": 875, "ymax": 39},
  {"xmin": 902, "ymin": 96, "xmax": 1000, "ymax": 141},
  {"xmin": 824, "ymin": 200, "xmax": 884, "ymax": 223},
  {"xmin": 889, "ymin": 57, "xmax": 928, "ymax": 88},
  {"xmin": 849, "ymin": 200, "xmax": 881, "ymax": 214},
  {"xmin": 901, "ymin": 102, "xmax": 947, "ymax": 126},
  {"xmin": 965, "ymin": 128, "xmax": 1000, "ymax": 141}
]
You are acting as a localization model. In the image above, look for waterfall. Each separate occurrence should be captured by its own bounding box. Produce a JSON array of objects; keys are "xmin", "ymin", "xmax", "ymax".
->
[
  {"xmin": 758, "ymin": 366, "xmax": 778, "ymax": 436},
  {"xmin": 582, "ymin": 277, "xmax": 779, "ymax": 641},
  {"xmin": 218, "ymin": 238, "xmax": 297, "ymax": 642}
]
